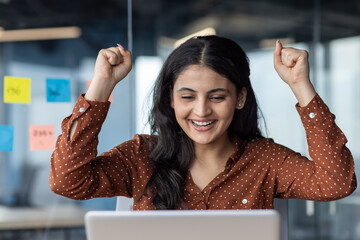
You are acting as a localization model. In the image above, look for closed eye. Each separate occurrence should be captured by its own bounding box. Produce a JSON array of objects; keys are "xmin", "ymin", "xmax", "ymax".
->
[
  {"xmin": 181, "ymin": 96, "xmax": 194, "ymax": 100},
  {"xmin": 210, "ymin": 96, "xmax": 226, "ymax": 102}
]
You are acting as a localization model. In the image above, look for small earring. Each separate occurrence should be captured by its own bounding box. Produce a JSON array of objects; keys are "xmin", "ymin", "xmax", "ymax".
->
[{"xmin": 238, "ymin": 103, "xmax": 241, "ymax": 107}]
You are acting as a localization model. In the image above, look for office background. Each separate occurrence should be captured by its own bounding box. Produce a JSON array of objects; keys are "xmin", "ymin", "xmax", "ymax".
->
[{"xmin": 0, "ymin": 0, "xmax": 359, "ymax": 239}]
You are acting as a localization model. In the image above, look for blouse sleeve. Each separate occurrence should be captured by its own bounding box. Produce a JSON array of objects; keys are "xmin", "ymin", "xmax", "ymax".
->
[
  {"xmin": 49, "ymin": 94, "xmax": 146, "ymax": 200},
  {"xmin": 275, "ymin": 94, "xmax": 357, "ymax": 200}
]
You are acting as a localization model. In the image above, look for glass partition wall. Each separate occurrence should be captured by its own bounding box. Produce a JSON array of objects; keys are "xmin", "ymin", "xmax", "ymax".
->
[{"xmin": 0, "ymin": 0, "xmax": 359, "ymax": 239}]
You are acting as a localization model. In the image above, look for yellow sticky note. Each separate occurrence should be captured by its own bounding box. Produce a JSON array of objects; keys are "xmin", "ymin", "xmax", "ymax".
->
[
  {"xmin": 29, "ymin": 125, "xmax": 55, "ymax": 151},
  {"xmin": 4, "ymin": 76, "xmax": 31, "ymax": 104}
]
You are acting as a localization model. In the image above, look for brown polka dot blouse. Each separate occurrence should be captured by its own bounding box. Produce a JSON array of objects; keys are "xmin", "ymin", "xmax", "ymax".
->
[{"xmin": 50, "ymin": 94, "xmax": 357, "ymax": 210}]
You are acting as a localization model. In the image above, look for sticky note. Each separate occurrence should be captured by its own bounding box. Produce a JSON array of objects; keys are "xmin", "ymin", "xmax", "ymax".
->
[
  {"xmin": 0, "ymin": 125, "xmax": 14, "ymax": 152},
  {"xmin": 87, "ymin": 80, "xmax": 113, "ymax": 102},
  {"xmin": 3, "ymin": 76, "xmax": 31, "ymax": 104},
  {"xmin": 29, "ymin": 125, "xmax": 55, "ymax": 151},
  {"xmin": 46, "ymin": 78, "xmax": 71, "ymax": 102}
]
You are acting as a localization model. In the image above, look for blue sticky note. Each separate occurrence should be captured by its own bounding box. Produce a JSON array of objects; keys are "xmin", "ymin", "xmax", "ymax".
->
[
  {"xmin": 46, "ymin": 78, "xmax": 71, "ymax": 102},
  {"xmin": 0, "ymin": 125, "xmax": 14, "ymax": 152}
]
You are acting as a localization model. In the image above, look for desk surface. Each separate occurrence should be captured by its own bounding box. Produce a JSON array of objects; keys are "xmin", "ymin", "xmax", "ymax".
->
[{"xmin": 0, "ymin": 205, "xmax": 87, "ymax": 230}]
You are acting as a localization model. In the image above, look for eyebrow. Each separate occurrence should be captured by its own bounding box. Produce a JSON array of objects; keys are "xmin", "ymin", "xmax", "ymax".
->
[{"xmin": 177, "ymin": 87, "xmax": 230, "ymax": 94}]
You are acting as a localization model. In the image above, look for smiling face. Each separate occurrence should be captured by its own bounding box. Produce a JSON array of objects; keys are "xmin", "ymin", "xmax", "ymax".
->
[{"xmin": 171, "ymin": 64, "xmax": 246, "ymax": 147}]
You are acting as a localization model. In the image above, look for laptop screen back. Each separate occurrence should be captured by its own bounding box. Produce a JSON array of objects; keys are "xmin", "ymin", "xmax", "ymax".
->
[{"xmin": 85, "ymin": 210, "xmax": 280, "ymax": 240}]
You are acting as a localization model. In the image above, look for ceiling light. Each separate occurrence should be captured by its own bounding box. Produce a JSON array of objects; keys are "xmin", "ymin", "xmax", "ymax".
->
[
  {"xmin": 259, "ymin": 38, "xmax": 295, "ymax": 49},
  {"xmin": 174, "ymin": 27, "xmax": 216, "ymax": 48},
  {"xmin": 0, "ymin": 26, "xmax": 82, "ymax": 42}
]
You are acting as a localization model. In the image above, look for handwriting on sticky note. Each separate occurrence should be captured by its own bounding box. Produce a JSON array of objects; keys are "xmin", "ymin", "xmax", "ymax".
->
[
  {"xmin": 46, "ymin": 78, "xmax": 71, "ymax": 102},
  {"xmin": 29, "ymin": 125, "xmax": 55, "ymax": 151},
  {"xmin": 4, "ymin": 76, "xmax": 31, "ymax": 104},
  {"xmin": 7, "ymin": 86, "xmax": 21, "ymax": 95}
]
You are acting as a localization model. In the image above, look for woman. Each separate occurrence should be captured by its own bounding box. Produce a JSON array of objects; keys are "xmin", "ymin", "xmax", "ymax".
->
[{"xmin": 50, "ymin": 36, "xmax": 357, "ymax": 210}]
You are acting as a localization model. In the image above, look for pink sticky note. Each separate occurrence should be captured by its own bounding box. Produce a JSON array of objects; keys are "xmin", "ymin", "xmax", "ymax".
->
[
  {"xmin": 86, "ymin": 80, "xmax": 113, "ymax": 102},
  {"xmin": 29, "ymin": 125, "xmax": 55, "ymax": 151}
]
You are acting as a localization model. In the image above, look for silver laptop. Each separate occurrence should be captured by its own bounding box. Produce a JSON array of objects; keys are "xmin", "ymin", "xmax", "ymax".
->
[{"xmin": 85, "ymin": 210, "xmax": 280, "ymax": 240}]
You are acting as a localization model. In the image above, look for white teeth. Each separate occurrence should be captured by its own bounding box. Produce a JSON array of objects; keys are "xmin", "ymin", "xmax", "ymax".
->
[{"xmin": 192, "ymin": 120, "xmax": 214, "ymax": 126}]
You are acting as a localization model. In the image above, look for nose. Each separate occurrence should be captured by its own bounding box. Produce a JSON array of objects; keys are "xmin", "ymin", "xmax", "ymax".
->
[{"xmin": 193, "ymin": 98, "xmax": 212, "ymax": 117}]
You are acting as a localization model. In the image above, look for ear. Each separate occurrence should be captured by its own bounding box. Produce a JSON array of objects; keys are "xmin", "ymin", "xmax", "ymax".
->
[{"xmin": 235, "ymin": 87, "xmax": 247, "ymax": 110}]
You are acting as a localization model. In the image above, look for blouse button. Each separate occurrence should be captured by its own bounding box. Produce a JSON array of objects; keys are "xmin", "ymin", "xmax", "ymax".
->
[
  {"xmin": 242, "ymin": 199, "xmax": 248, "ymax": 204},
  {"xmin": 79, "ymin": 107, "xmax": 85, "ymax": 113},
  {"xmin": 309, "ymin": 112, "xmax": 316, "ymax": 118}
]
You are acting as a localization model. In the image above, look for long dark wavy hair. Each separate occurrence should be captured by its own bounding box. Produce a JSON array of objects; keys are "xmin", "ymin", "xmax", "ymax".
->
[{"xmin": 145, "ymin": 35, "xmax": 263, "ymax": 209}]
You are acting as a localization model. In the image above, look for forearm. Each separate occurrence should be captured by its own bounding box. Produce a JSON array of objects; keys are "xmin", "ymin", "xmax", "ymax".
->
[
  {"xmin": 69, "ymin": 120, "xmax": 78, "ymax": 141},
  {"xmin": 277, "ymin": 95, "xmax": 357, "ymax": 200},
  {"xmin": 85, "ymin": 77, "xmax": 116, "ymax": 101},
  {"xmin": 50, "ymin": 44, "xmax": 133, "ymax": 199},
  {"xmin": 70, "ymin": 79, "xmax": 114, "ymax": 140},
  {"xmin": 288, "ymin": 78, "xmax": 316, "ymax": 107}
]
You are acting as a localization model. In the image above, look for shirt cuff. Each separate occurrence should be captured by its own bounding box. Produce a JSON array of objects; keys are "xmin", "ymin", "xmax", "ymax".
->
[
  {"xmin": 295, "ymin": 93, "xmax": 333, "ymax": 128},
  {"xmin": 71, "ymin": 93, "xmax": 111, "ymax": 121}
]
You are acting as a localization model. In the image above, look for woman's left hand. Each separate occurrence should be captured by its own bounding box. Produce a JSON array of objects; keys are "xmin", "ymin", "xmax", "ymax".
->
[
  {"xmin": 273, "ymin": 40, "xmax": 316, "ymax": 106},
  {"xmin": 273, "ymin": 40, "xmax": 310, "ymax": 86}
]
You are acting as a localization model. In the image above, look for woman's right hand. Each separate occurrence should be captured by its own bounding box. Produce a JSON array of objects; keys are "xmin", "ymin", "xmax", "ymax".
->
[{"xmin": 86, "ymin": 44, "xmax": 132, "ymax": 101}]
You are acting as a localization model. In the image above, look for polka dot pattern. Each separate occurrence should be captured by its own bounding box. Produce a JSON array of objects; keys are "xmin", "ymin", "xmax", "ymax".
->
[{"xmin": 49, "ymin": 94, "xmax": 357, "ymax": 210}]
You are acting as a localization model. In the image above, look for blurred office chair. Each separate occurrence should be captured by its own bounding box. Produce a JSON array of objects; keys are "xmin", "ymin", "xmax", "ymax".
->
[{"xmin": 274, "ymin": 198, "xmax": 289, "ymax": 240}]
